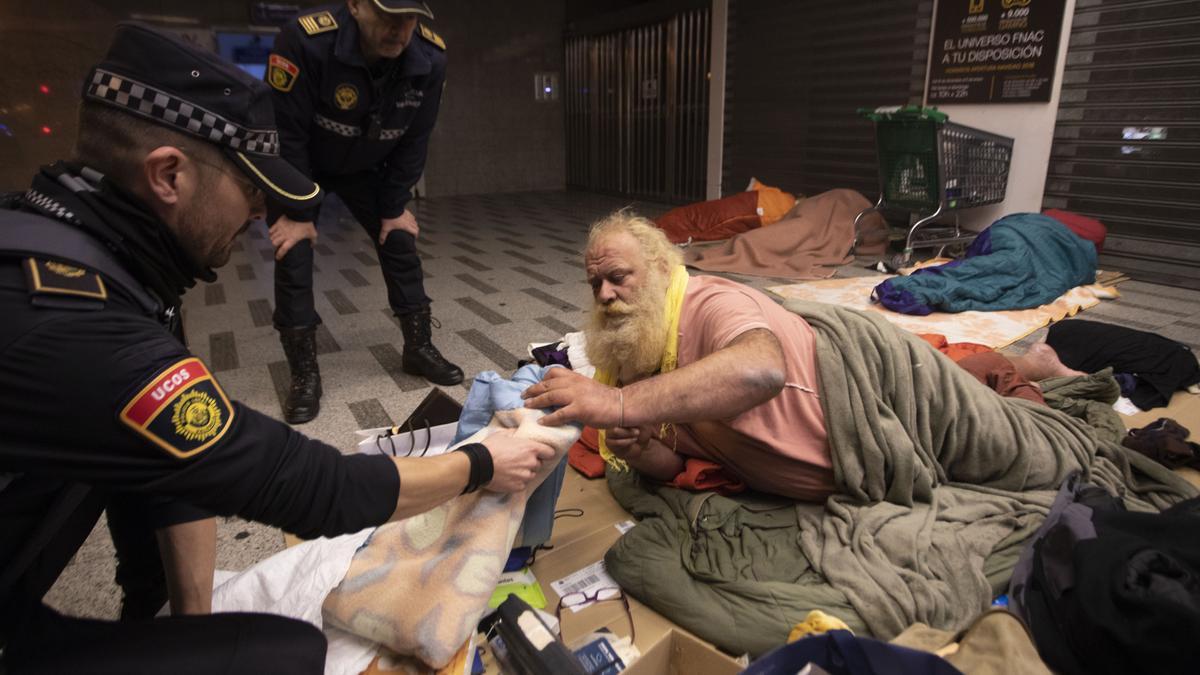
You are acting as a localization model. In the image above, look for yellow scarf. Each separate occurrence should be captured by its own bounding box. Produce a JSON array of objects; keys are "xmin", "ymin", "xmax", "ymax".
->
[{"xmin": 594, "ymin": 265, "xmax": 690, "ymax": 471}]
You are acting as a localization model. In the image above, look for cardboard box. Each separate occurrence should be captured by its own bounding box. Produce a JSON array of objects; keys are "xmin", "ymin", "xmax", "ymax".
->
[
  {"xmin": 622, "ymin": 629, "xmax": 743, "ymax": 675},
  {"xmin": 548, "ymin": 469, "xmax": 634, "ymax": 550},
  {"xmin": 531, "ymin": 522, "xmax": 680, "ymax": 654}
]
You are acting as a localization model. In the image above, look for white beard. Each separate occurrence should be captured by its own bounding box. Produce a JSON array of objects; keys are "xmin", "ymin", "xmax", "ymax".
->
[{"xmin": 584, "ymin": 269, "xmax": 670, "ymax": 383}]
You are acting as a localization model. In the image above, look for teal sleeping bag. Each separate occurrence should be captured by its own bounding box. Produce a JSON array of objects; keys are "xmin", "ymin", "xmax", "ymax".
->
[{"xmin": 873, "ymin": 213, "xmax": 1097, "ymax": 315}]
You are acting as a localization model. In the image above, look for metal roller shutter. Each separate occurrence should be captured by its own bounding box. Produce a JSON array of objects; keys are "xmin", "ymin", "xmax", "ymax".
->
[
  {"xmin": 1043, "ymin": 0, "xmax": 1200, "ymax": 289},
  {"xmin": 722, "ymin": 0, "xmax": 931, "ymax": 197}
]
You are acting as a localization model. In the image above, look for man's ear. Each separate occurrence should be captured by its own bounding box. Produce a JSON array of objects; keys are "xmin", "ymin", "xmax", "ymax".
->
[
  {"xmin": 346, "ymin": 0, "xmax": 363, "ymax": 19},
  {"xmin": 141, "ymin": 146, "xmax": 188, "ymax": 208}
]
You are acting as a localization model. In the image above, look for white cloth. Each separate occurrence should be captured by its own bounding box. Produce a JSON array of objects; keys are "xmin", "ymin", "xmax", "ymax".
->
[
  {"xmin": 211, "ymin": 531, "xmax": 378, "ymax": 675},
  {"xmin": 563, "ymin": 331, "xmax": 595, "ymax": 378}
]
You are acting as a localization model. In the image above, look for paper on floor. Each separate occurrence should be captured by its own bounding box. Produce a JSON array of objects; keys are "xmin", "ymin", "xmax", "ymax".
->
[{"xmin": 551, "ymin": 560, "xmax": 621, "ymax": 613}]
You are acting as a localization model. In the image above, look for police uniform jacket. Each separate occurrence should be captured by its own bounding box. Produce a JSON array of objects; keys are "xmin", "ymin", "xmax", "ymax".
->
[
  {"xmin": 267, "ymin": 3, "xmax": 447, "ymax": 222},
  {"xmin": 0, "ymin": 165, "xmax": 399, "ymax": 624}
]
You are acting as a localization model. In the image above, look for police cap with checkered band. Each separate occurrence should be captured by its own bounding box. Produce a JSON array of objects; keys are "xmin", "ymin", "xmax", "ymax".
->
[{"xmin": 83, "ymin": 22, "xmax": 322, "ymax": 210}]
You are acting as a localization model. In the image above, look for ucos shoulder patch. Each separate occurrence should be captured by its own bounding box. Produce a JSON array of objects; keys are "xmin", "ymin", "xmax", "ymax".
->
[
  {"xmin": 299, "ymin": 10, "xmax": 338, "ymax": 36},
  {"xmin": 419, "ymin": 24, "xmax": 446, "ymax": 50},
  {"xmin": 119, "ymin": 358, "xmax": 235, "ymax": 459},
  {"xmin": 268, "ymin": 54, "xmax": 299, "ymax": 93}
]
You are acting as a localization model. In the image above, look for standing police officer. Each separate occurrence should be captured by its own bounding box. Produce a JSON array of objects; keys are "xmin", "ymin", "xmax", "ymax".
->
[
  {"xmin": 266, "ymin": 0, "xmax": 460, "ymax": 424},
  {"xmin": 0, "ymin": 22, "xmax": 552, "ymax": 673}
]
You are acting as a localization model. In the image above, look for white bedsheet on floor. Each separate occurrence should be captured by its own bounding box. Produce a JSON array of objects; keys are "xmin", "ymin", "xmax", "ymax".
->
[{"xmin": 212, "ymin": 529, "xmax": 379, "ymax": 675}]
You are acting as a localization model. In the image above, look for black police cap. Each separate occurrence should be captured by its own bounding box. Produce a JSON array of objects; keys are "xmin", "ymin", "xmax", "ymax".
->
[
  {"xmin": 372, "ymin": 0, "xmax": 434, "ymax": 18},
  {"xmin": 83, "ymin": 22, "xmax": 321, "ymax": 210}
]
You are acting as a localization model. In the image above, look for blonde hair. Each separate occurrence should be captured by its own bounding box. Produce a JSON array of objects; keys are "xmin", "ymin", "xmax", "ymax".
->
[{"xmin": 586, "ymin": 208, "xmax": 682, "ymax": 270}]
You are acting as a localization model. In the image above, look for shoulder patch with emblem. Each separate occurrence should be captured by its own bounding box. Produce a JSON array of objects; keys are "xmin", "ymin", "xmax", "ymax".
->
[
  {"xmin": 419, "ymin": 24, "xmax": 446, "ymax": 50},
  {"xmin": 23, "ymin": 257, "xmax": 106, "ymax": 300},
  {"xmin": 268, "ymin": 54, "xmax": 300, "ymax": 92},
  {"xmin": 298, "ymin": 10, "xmax": 338, "ymax": 36},
  {"xmin": 119, "ymin": 357, "xmax": 235, "ymax": 460}
]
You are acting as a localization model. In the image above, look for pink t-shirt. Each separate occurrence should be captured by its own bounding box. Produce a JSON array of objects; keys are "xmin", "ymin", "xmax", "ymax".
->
[{"xmin": 669, "ymin": 275, "xmax": 833, "ymax": 501}]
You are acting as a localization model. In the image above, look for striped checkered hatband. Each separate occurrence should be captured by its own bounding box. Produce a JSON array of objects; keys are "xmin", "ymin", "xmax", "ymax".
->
[{"xmin": 85, "ymin": 68, "xmax": 280, "ymax": 156}]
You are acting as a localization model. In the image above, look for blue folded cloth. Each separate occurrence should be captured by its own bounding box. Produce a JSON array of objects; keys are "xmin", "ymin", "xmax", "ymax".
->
[{"xmin": 454, "ymin": 364, "xmax": 578, "ymax": 548}]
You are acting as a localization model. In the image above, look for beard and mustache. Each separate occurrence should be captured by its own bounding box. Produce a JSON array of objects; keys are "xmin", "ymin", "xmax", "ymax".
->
[{"xmin": 584, "ymin": 265, "xmax": 672, "ymax": 384}]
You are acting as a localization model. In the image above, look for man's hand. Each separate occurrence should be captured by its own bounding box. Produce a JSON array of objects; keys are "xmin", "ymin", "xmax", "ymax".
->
[
  {"xmin": 481, "ymin": 429, "xmax": 557, "ymax": 493},
  {"xmin": 379, "ymin": 209, "xmax": 419, "ymax": 245},
  {"xmin": 604, "ymin": 425, "xmax": 654, "ymax": 460},
  {"xmin": 268, "ymin": 215, "xmax": 318, "ymax": 260},
  {"xmin": 521, "ymin": 367, "xmax": 622, "ymax": 427}
]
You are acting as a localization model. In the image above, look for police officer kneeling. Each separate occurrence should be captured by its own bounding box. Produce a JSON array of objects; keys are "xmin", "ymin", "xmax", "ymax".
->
[{"xmin": 0, "ymin": 23, "xmax": 553, "ymax": 674}]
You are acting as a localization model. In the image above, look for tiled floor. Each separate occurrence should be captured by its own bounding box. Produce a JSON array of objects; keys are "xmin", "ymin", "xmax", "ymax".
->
[{"xmin": 46, "ymin": 190, "xmax": 1200, "ymax": 618}]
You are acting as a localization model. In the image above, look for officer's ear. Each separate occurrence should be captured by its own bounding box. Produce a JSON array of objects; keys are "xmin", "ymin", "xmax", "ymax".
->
[{"xmin": 141, "ymin": 146, "xmax": 188, "ymax": 208}]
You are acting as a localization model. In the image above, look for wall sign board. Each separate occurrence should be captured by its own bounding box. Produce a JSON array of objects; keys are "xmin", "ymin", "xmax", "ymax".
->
[{"xmin": 927, "ymin": 0, "xmax": 1066, "ymax": 104}]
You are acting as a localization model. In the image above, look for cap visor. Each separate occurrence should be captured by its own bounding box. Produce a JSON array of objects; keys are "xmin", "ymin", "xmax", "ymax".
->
[
  {"xmin": 373, "ymin": 0, "xmax": 434, "ymax": 19},
  {"xmin": 226, "ymin": 149, "xmax": 322, "ymax": 211}
]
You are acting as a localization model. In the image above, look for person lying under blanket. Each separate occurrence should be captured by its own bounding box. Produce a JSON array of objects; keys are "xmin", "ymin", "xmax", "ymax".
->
[
  {"xmin": 521, "ymin": 210, "xmax": 1106, "ymax": 500},
  {"xmin": 521, "ymin": 210, "xmax": 1193, "ymax": 655}
]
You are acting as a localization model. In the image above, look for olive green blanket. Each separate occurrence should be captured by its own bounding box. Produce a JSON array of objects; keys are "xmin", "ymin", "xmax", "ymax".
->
[{"xmin": 604, "ymin": 301, "xmax": 1195, "ymax": 657}]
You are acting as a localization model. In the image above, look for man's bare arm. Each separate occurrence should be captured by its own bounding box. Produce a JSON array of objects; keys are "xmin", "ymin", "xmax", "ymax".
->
[
  {"xmin": 523, "ymin": 328, "xmax": 787, "ymax": 428},
  {"xmin": 625, "ymin": 328, "xmax": 785, "ymax": 426}
]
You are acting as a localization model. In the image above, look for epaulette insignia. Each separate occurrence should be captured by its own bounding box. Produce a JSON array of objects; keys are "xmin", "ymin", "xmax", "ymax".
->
[
  {"xmin": 119, "ymin": 357, "xmax": 235, "ymax": 459},
  {"xmin": 419, "ymin": 24, "xmax": 446, "ymax": 50},
  {"xmin": 24, "ymin": 257, "xmax": 107, "ymax": 300},
  {"xmin": 299, "ymin": 10, "xmax": 338, "ymax": 36}
]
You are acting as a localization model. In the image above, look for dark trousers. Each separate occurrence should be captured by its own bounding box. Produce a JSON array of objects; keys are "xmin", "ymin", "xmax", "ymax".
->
[
  {"xmin": 104, "ymin": 498, "xmax": 165, "ymax": 621},
  {"xmin": 2, "ymin": 604, "xmax": 326, "ymax": 674},
  {"xmin": 271, "ymin": 172, "xmax": 430, "ymax": 329}
]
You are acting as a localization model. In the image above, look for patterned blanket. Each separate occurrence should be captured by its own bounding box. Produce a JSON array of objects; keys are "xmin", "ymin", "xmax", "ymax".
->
[{"xmin": 322, "ymin": 407, "xmax": 580, "ymax": 669}]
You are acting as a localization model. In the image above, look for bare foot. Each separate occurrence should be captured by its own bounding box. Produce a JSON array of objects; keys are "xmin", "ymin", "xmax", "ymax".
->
[{"xmin": 1011, "ymin": 343, "xmax": 1086, "ymax": 381}]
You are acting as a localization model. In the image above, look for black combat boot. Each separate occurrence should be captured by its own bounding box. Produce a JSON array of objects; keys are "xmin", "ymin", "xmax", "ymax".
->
[
  {"xmin": 398, "ymin": 309, "xmax": 464, "ymax": 385},
  {"xmin": 278, "ymin": 326, "xmax": 322, "ymax": 424}
]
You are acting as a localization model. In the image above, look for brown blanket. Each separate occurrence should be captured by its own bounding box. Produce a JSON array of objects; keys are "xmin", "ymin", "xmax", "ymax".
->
[{"xmin": 684, "ymin": 189, "xmax": 884, "ymax": 279}]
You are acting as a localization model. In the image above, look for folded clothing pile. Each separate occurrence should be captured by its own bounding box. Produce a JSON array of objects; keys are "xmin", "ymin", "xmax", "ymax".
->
[{"xmin": 1123, "ymin": 417, "xmax": 1200, "ymax": 471}]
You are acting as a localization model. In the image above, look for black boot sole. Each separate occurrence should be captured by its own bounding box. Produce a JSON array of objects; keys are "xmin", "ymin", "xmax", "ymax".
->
[
  {"xmin": 284, "ymin": 406, "xmax": 320, "ymax": 424},
  {"xmin": 284, "ymin": 384, "xmax": 322, "ymax": 424},
  {"xmin": 402, "ymin": 361, "xmax": 464, "ymax": 386}
]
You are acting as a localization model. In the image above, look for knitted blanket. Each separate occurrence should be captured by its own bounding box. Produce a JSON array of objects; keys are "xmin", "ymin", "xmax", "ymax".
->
[
  {"xmin": 603, "ymin": 301, "xmax": 1195, "ymax": 656},
  {"xmin": 322, "ymin": 407, "xmax": 580, "ymax": 669}
]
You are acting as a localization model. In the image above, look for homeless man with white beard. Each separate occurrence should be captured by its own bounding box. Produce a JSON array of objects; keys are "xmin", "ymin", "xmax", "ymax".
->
[{"xmin": 522, "ymin": 210, "xmax": 835, "ymax": 501}]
